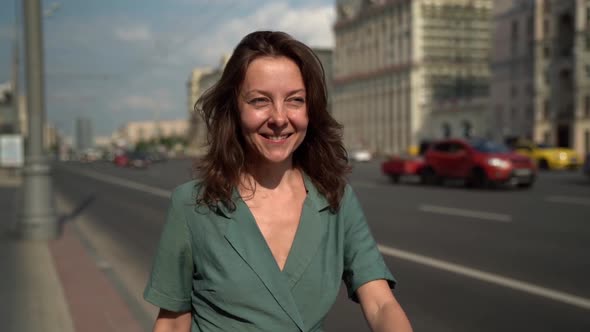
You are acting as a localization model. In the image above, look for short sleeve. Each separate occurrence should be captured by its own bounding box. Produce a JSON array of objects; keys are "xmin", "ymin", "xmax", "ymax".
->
[
  {"xmin": 341, "ymin": 185, "xmax": 396, "ymax": 302},
  {"xmin": 143, "ymin": 188, "xmax": 194, "ymax": 312}
]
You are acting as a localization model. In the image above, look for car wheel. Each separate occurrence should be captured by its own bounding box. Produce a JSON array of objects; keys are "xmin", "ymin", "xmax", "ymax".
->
[
  {"xmin": 517, "ymin": 181, "xmax": 534, "ymax": 189},
  {"xmin": 538, "ymin": 159, "xmax": 549, "ymax": 170},
  {"xmin": 467, "ymin": 168, "xmax": 489, "ymax": 188},
  {"xmin": 389, "ymin": 174, "xmax": 400, "ymax": 183},
  {"xmin": 420, "ymin": 167, "xmax": 439, "ymax": 185}
]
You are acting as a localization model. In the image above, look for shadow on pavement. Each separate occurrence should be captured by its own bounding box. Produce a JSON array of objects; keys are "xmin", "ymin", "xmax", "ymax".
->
[{"xmin": 59, "ymin": 194, "xmax": 96, "ymax": 226}]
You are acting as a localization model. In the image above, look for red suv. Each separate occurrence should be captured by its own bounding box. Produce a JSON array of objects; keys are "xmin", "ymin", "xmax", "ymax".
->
[{"xmin": 421, "ymin": 138, "xmax": 536, "ymax": 188}]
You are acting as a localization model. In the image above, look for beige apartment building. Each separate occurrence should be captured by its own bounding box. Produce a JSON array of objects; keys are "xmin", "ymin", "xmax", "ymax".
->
[
  {"xmin": 116, "ymin": 119, "xmax": 189, "ymax": 145},
  {"xmin": 492, "ymin": 0, "xmax": 590, "ymax": 156},
  {"xmin": 186, "ymin": 67, "xmax": 212, "ymax": 154},
  {"xmin": 333, "ymin": 0, "xmax": 493, "ymax": 155},
  {"xmin": 186, "ymin": 56, "xmax": 229, "ymax": 155}
]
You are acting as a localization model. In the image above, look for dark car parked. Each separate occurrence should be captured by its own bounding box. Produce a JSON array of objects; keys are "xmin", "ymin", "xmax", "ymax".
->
[{"xmin": 128, "ymin": 152, "xmax": 151, "ymax": 169}]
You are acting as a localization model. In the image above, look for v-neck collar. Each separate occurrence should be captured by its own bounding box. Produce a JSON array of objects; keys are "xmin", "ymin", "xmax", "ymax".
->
[{"xmin": 219, "ymin": 172, "xmax": 330, "ymax": 331}]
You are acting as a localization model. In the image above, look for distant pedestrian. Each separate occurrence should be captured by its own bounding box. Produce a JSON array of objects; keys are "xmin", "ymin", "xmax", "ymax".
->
[{"xmin": 144, "ymin": 30, "xmax": 413, "ymax": 332}]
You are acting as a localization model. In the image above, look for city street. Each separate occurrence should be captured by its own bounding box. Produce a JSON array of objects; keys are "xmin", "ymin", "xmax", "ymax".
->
[{"xmin": 53, "ymin": 159, "xmax": 590, "ymax": 332}]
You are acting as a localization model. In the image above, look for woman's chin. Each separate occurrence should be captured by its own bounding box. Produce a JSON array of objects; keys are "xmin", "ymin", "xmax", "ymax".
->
[{"xmin": 257, "ymin": 153, "xmax": 293, "ymax": 165}]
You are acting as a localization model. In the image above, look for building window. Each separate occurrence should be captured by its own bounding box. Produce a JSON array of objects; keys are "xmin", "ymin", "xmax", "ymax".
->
[
  {"xmin": 527, "ymin": 15, "xmax": 533, "ymax": 38},
  {"xmin": 585, "ymin": 95, "xmax": 590, "ymax": 117},
  {"xmin": 543, "ymin": 99, "xmax": 550, "ymax": 120},
  {"xmin": 512, "ymin": 20, "xmax": 519, "ymax": 39},
  {"xmin": 543, "ymin": 19, "xmax": 550, "ymax": 37},
  {"xmin": 442, "ymin": 123, "xmax": 452, "ymax": 138},
  {"xmin": 543, "ymin": 130, "xmax": 551, "ymax": 144},
  {"xmin": 544, "ymin": 46, "xmax": 551, "ymax": 58},
  {"xmin": 511, "ymin": 20, "xmax": 519, "ymax": 55},
  {"xmin": 511, "ymin": 85, "xmax": 518, "ymax": 98},
  {"xmin": 585, "ymin": 130, "xmax": 590, "ymax": 155},
  {"xmin": 462, "ymin": 120, "xmax": 472, "ymax": 138}
]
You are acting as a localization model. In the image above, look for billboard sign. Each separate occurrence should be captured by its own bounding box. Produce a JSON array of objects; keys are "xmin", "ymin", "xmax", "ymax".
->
[{"xmin": 0, "ymin": 134, "xmax": 24, "ymax": 168}]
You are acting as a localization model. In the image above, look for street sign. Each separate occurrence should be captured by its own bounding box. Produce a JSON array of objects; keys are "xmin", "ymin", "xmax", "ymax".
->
[{"xmin": 0, "ymin": 134, "xmax": 24, "ymax": 168}]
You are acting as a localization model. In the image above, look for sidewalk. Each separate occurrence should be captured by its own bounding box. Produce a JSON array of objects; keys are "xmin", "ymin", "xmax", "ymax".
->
[{"xmin": 0, "ymin": 170, "xmax": 147, "ymax": 332}]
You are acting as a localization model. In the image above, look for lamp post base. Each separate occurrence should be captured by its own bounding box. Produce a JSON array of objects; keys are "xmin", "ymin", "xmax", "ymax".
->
[{"xmin": 16, "ymin": 161, "xmax": 60, "ymax": 240}]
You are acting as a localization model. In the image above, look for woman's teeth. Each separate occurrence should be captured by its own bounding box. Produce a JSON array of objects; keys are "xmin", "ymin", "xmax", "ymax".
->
[{"xmin": 264, "ymin": 134, "xmax": 289, "ymax": 140}]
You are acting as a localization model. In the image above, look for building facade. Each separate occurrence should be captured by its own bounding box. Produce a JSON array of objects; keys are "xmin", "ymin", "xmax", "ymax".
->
[
  {"xmin": 117, "ymin": 119, "xmax": 189, "ymax": 146},
  {"xmin": 333, "ymin": 0, "xmax": 493, "ymax": 155},
  {"xmin": 492, "ymin": 0, "xmax": 590, "ymax": 156},
  {"xmin": 185, "ymin": 56, "xmax": 228, "ymax": 155},
  {"xmin": 186, "ymin": 67, "xmax": 212, "ymax": 155},
  {"xmin": 313, "ymin": 48, "xmax": 334, "ymax": 113}
]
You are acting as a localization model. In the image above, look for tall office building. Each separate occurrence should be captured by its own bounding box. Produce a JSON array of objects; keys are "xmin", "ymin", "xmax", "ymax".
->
[
  {"xmin": 491, "ymin": 0, "xmax": 590, "ymax": 156},
  {"xmin": 75, "ymin": 117, "xmax": 94, "ymax": 151},
  {"xmin": 333, "ymin": 0, "xmax": 492, "ymax": 154}
]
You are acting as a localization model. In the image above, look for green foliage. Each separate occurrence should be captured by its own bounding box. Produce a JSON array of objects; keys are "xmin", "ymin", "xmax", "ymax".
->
[{"xmin": 134, "ymin": 135, "xmax": 188, "ymax": 152}]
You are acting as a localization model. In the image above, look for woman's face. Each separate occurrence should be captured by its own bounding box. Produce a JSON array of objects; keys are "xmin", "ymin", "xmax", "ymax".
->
[{"xmin": 238, "ymin": 56, "xmax": 308, "ymax": 166}]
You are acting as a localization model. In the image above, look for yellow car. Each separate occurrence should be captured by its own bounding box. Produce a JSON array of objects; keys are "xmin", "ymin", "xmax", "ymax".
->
[{"xmin": 512, "ymin": 140, "xmax": 580, "ymax": 170}]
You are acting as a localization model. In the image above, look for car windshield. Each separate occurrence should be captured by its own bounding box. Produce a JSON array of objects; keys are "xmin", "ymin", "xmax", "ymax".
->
[
  {"xmin": 537, "ymin": 143, "xmax": 553, "ymax": 149},
  {"xmin": 470, "ymin": 140, "xmax": 510, "ymax": 153}
]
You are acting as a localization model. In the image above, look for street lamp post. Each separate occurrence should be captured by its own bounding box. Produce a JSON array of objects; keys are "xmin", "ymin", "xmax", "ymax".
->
[
  {"xmin": 17, "ymin": 0, "xmax": 59, "ymax": 239},
  {"xmin": 12, "ymin": 0, "xmax": 20, "ymax": 133}
]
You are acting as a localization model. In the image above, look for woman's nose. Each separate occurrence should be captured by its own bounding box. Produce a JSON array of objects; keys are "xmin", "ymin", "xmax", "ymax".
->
[{"xmin": 269, "ymin": 103, "xmax": 288, "ymax": 126}]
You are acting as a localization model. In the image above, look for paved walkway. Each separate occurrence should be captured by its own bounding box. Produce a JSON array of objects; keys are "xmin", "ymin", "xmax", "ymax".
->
[{"xmin": 0, "ymin": 169, "xmax": 146, "ymax": 332}]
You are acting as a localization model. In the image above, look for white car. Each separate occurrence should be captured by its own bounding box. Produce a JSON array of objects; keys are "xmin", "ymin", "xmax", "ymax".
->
[{"xmin": 351, "ymin": 149, "xmax": 372, "ymax": 162}]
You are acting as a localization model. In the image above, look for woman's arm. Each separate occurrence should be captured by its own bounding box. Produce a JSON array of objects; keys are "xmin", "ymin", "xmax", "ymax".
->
[
  {"xmin": 357, "ymin": 280, "xmax": 413, "ymax": 332},
  {"xmin": 152, "ymin": 309, "xmax": 191, "ymax": 332}
]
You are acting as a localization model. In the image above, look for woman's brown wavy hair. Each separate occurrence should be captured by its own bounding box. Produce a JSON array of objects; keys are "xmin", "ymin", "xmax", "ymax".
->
[{"xmin": 193, "ymin": 30, "xmax": 350, "ymax": 212}]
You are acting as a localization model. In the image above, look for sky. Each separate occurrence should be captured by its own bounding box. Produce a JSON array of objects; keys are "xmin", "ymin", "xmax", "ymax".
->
[{"xmin": 0, "ymin": 0, "xmax": 335, "ymax": 138}]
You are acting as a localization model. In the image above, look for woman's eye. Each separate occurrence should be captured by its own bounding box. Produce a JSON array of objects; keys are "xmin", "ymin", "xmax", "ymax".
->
[
  {"xmin": 288, "ymin": 97, "xmax": 305, "ymax": 106},
  {"xmin": 248, "ymin": 98, "xmax": 269, "ymax": 107}
]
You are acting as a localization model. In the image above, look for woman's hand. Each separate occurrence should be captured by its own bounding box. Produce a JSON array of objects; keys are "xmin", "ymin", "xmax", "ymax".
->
[
  {"xmin": 152, "ymin": 308, "xmax": 191, "ymax": 332},
  {"xmin": 357, "ymin": 280, "xmax": 413, "ymax": 332}
]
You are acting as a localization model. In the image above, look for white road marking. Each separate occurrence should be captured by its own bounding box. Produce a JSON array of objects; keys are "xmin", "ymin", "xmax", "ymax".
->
[
  {"xmin": 545, "ymin": 195, "xmax": 590, "ymax": 207},
  {"xmin": 61, "ymin": 166, "xmax": 590, "ymax": 310},
  {"xmin": 419, "ymin": 204, "xmax": 512, "ymax": 223},
  {"xmin": 62, "ymin": 166, "xmax": 171, "ymax": 198},
  {"xmin": 378, "ymin": 244, "xmax": 590, "ymax": 310}
]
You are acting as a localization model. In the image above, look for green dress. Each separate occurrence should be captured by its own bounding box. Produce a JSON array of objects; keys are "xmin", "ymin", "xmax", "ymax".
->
[{"xmin": 144, "ymin": 174, "xmax": 395, "ymax": 332}]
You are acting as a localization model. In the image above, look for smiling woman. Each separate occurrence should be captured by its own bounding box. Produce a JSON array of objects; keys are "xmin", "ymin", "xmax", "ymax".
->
[
  {"xmin": 143, "ymin": 31, "xmax": 413, "ymax": 332},
  {"xmin": 238, "ymin": 56, "xmax": 309, "ymax": 166}
]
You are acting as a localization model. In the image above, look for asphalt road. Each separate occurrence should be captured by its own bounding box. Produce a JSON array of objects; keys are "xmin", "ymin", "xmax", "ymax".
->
[{"xmin": 53, "ymin": 159, "xmax": 590, "ymax": 331}]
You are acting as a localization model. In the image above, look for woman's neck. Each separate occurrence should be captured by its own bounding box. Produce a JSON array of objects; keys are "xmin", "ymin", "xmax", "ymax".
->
[{"xmin": 240, "ymin": 159, "xmax": 302, "ymax": 194}]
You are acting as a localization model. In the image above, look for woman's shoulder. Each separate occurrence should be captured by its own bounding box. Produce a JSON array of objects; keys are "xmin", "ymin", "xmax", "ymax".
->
[{"xmin": 170, "ymin": 179, "xmax": 204, "ymax": 202}]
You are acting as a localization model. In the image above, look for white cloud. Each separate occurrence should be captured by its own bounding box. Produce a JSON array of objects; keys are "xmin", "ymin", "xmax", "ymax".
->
[
  {"xmin": 185, "ymin": 2, "xmax": 335, "ymax": 66},
  {"xmin": 114, "ymin": 24, "xmax": 153, "ymax": 42}
]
